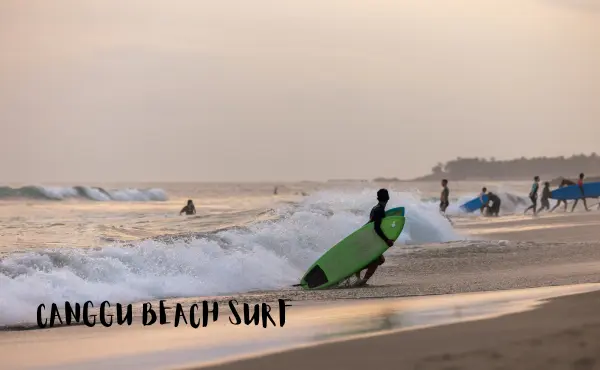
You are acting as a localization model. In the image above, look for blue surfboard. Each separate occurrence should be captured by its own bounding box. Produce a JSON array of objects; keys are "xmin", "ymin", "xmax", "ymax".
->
[
  {"xmin": 460, "ymin": 195, "xmax": 488, "ymax": 213},
  {"xmin": 550, "ymin": 182, "xmax": 600, "ymax": 200}
]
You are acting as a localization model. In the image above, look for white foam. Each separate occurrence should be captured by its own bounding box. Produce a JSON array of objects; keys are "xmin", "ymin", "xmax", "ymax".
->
[
  {"xmin": 0, "ymin": 189, "xmax": 460, "ymax": 327},
  {"xmin": 32, "ymin": 186, "xmax": 168, "ymax": 201},
  {"xmin": 36, "ymin": 186, "xmax": 79, "ymax": 200}
]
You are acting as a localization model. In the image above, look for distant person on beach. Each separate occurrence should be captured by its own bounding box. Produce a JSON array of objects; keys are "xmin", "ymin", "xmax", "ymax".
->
[
  {"xmin": 354, "ymin": 189, "xmax": 394, "ymax": 287},
  {"xmin": 571, "ymin": 173, "xmax": 590, "ymax": 212},
  {"xmin": 485, "ymin": 192, "xmax": 501, "ymax": 217},
  {"xmin": 479, "ymin": 187, "xmax": 488, "ymax": 214},
  {"xmin": 524, "ymin": 176, "xmax": 540, "ymax": 215},
  {"xmin": 179, "ymin": 199, "xmax": 196, "ymax": 215},
  {"xmin": 273, "ymin": 186, "xmax": 278, "ymax": 195},
  {"xmin": 550, "ymin": 178, "xmax": 575, "ymax": 212},
  {"xmin": 440, "ymin": 179, "xmax": 450, "ymax": 213},
  {"xmin": 538, "ymin": 182, "xmax": 551, "ymax": 213}
]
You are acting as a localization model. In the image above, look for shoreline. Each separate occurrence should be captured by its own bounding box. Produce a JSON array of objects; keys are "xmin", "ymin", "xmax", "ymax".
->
[
  {"xmin": 2, "ymin": 200, "xmax": 600, "ymax": 369},
  {"xmin": 193, "ymin": 286, "xmax": 600, "ymax": 370},
  {"xmin": 5, "ymin": 211, "xmax": 600, "ymax": 332},
  {"xmin": 2, "ymin": 284, "xmax": 599, "ymax": 370}
]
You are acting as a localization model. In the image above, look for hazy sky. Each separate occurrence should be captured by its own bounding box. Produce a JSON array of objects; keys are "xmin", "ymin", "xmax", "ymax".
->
[{"xmin": 1, "ymin": 0, "xmax": 599, "ymax": 183}]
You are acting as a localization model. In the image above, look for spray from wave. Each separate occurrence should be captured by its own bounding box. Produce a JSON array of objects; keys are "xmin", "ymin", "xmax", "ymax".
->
[
  {"xmin": 0, "ymin": 189, "xmax": 460, "ymax": 327},
  {"xmin": 0, "ymin": 186, "xmax": 168, "ymax": 201}
]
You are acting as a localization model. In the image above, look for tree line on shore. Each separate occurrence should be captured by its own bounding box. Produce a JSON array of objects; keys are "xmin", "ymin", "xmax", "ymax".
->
[{"xmin": 409, "ymin": 153, "xmax": 600, "ymax": 182}]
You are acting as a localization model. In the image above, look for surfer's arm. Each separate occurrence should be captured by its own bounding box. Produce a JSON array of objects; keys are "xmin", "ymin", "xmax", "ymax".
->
[{"xmin": 373, "ymin": 218, "xmax": 387, "ymax": 241}]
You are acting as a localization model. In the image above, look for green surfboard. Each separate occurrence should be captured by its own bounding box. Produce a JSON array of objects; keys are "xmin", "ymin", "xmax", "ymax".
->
[{"xmin": 299, "ymin": 215, "xmax": 406, "ymax": 290}]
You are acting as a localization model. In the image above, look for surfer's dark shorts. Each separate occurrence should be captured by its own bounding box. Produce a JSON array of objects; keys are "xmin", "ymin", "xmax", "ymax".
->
[{"xmin": 439, "ymin": 201, "xmax": 449, "ymax": 211}]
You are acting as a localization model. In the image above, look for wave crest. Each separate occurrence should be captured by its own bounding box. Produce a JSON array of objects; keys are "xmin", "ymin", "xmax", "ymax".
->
[{"xmin": 0, "ymin": 186, "xmax": 168, "ymax": 201}]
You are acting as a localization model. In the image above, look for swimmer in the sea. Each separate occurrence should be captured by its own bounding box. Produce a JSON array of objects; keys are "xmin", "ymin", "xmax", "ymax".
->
[{"xmin": 180, "ymin": 199, "xmax": 196, "ymax": 215}]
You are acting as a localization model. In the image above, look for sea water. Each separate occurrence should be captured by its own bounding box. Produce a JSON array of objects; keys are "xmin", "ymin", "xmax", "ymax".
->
[{"xmin": 0, "ymin": 180, "xmax": 532, "ymax": 327}]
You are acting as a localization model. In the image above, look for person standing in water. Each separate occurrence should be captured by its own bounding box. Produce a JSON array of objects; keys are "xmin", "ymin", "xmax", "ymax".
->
[
  {"xmin": 440, "ymin": 179, "xmax": 450, "ymax": 213},
  {"xmin": 537, "ymin": 182, "xmax": 551, "ymax": 213},
  {"xmin": 524, "ymin": 176, "xmax": 540, "ymax": 215},
  {"xmin": 179, "ymin": 199, "xmax": 196, "ymax": 215},
  {"xmin": 571, "ymin": 173, "xmax": 590, "ymax": 212},
  {"xmin": 485, "ymin": 192, "xmax": 501, "ymax": 217},
  {"xmin": 354, "ymin": 189, "xmax": 394, "ymax": 287},
  {"xmin": 550, "ymin": 178, "xmax": 575, "ymax": 212},
  {"xmin": 479, "ymin": 187, "xmax": 488, "ymax": 214}
]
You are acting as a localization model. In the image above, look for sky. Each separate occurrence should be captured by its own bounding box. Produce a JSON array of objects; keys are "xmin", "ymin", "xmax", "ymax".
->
[{"xmin": 1, "ymin": 0, "xmax": 599, "ymax": 183}]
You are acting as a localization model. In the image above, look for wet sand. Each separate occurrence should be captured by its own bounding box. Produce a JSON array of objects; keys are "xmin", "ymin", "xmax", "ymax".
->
[
  {"xmin": 198, "ymin": 287, "xmax": 600, "ymax": 370},
  {"xmin": 193, "ymin": 211, "xmax": 600, "ymax": 370},
  {"xmin": 3, "ymin": 211, "xmax": 600, "ymax": 369}
]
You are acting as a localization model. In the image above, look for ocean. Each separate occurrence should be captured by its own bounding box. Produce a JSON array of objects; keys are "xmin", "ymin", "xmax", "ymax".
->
[{"xmin": 0, "ymin": 180, "xmax": 534, "ymax": 327}]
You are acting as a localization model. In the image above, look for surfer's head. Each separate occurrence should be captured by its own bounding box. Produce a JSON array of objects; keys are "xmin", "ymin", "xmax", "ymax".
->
[
  {"xmin": 187, "ymin": 199, "xmax": 193, "ymax": 205},
  {"xmin": 534, "ymin": 176, "xmax": 540, "ymax": 182},
  {"xmin": 377, "ymin": 189, "xmax": 390, "ymax": 203},
  {"xmin": 580, "ymin": 173, "xmax": 585, "ymax": 179},
  {"xmin": 441, "ymin": 179, "xmax": 448, "ymax": 186},
  {"xmin": 544, "ymin": 182, "xmax": 550, "ymax": 187},
  {"xmin": 482, "ymin": 187, "xmax": 487, "ymax": 193}
]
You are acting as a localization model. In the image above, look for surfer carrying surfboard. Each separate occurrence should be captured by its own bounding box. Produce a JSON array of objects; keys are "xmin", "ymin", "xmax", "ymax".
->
[
  {"xmin": 524, "ymin": 176, "xmax": 540, "ymax": 216},
  {"xmin": 550, "ymin": 179, "xmax": 575, "ymax": 212},
  {"xmin": 571, "ymin": 173, "xmax": 590, "ymax": 212},
  {"xmin": 354, "ymin": 189, "xmax": 394, "ymax": 287}
]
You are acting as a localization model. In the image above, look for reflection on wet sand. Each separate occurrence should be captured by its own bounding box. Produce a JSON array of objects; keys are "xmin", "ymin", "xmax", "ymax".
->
[{"xmin": 3, "ymin": 284, "xmax": 599, "ymax": 370}]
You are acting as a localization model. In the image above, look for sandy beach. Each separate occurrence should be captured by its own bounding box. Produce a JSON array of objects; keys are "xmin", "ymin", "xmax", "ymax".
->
[
  {"xmin": 194, "ymin": 211, "xmax": 600, "ymax": 370},
  {"xmin": 2, "ymin": 208, "xmax": 600, "ymax": 369}
]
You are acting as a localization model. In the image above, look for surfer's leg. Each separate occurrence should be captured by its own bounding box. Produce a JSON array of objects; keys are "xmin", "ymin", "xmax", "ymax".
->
[
  {"xmin": 583, "ymin": 198, "xmax": 589, "ymax": 211},
  {"xmin": 571, "ymin": 199, "xmax": 578, "ymax": 212},
  {"xmin": 358, "ymin": 256, "xmax": 385, "ymax": 285}
]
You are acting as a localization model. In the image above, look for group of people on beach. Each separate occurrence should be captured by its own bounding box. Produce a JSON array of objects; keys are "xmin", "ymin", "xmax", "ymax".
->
[
  {"xmin": 439, "ymin": 179, "xmax": 501, "ymax": 217},
  {"xmin": 439, "ymin": 173, "xmax": 599, "ymax": 218},
  {"xmin": 523, "ymin": 173, "xmax": 599, "ymax": 216}
]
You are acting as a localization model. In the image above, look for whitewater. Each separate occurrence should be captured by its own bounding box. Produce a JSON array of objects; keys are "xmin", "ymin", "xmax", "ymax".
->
[{"xmin": 0, "ymin": 181, "xmax": 535, "ymax": 327}]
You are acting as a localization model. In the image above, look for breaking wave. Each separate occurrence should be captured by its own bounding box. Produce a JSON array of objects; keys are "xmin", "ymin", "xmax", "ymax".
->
[
  {"xmin": 0, "ymin": 188, "xmax": 461, "ymax": 327},
  {"xmin": 0, "ymin": 186, "xmax": 168, "ymax": 201}
]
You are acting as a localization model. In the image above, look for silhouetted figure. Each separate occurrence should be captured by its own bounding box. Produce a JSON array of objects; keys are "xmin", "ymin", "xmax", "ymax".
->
[
  {"xmin": 479, "ymin": 187, "xmax": 488, "ymax": 214},
  {"xmin": 484, "ymin": 192, "xmax": 501, "ymax": 217},
  {"xmin": 354, "ymin": 189, "xmax": 394, "ymax": 287},
  {"xmin": 538, "ymin": 182, "xmax": 551, "ymax": 213},
  {"xmin": 550, "ymin": 179, "xmax": 574, "ymax": 212},
  {"xmin": 571, "ymin": 173, "xmax": 590, "ymax": 212},
  {"xmin": 440, "ymin": 179, "xmax": 450, "ymax": 213},
  {"xmin": 524, "ymin": 176, "xmax": 540, "ymax": 215},
  {"xmin": 180, "ymin": 199, "xmax": 196, "ymax": 215}
]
